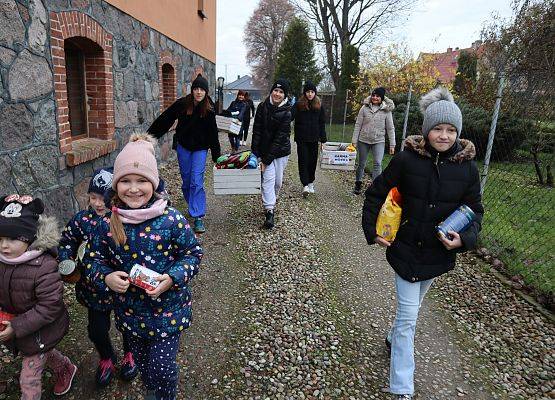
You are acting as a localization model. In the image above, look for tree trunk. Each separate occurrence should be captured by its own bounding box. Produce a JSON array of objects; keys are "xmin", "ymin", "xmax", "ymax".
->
[
  {"xmin": 531, "ymin": 149, "xmax": 544, "ymax": 185},
  {"xmin": 546, "ymin": 159, "xmax": 553, "ymax": 187}
]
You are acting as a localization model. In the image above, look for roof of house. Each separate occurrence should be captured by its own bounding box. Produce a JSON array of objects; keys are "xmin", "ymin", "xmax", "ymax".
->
[
  {"xmin": 418, "ymin": 41, "xmax": 483, "ymax": 84},
  {"xmin": 224, "ymin": 75, "xmax": 262, "ymax": 91}
]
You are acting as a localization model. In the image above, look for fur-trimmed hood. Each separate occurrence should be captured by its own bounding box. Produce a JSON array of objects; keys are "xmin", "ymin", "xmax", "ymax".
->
[
  {"xmin": 362, "ymin": 95, "xmax": 395, "ymax": 112},
  {"xmin": 404, "ymin": 135, "xmax": 476, "ymax": 163},
  {"xmin": 29, "ymin": 215, "xmax": 61, "ymax": 252}
]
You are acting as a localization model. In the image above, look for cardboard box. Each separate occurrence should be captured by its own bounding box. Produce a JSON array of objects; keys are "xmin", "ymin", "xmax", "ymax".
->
[
  {"xmin": 216, "ymin": 115, "xmax": 242, "ymax": 135},
  {"xmin": 320, "ymin": 142, "xmax": 357, "ymax": 170},
  {"xmin": 213, "ymin": 166, "xmax": 261, "ymax": 195}
]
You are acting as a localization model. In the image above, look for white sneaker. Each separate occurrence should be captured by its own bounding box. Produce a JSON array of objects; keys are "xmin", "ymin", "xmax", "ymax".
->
[
  {"xmin": 308, "ymin": 183, "xmax": 315, "ymax": 193},
  {"xmin": 302, "ymin": 185, "xmax": 310, "ymax": 198},
  {"xmin": 241, "ymin": 140, "xmax": 245, "ymax": 146}
]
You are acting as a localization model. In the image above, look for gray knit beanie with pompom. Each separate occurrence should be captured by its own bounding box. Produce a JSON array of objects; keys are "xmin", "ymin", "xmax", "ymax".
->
[{"xmin": 419, "ymin": 87, "xmax": 462, "ymax": 139}]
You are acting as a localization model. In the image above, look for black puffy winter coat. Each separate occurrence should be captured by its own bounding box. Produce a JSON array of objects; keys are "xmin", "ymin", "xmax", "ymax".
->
[
  {"xmin": 362, "ymin": 135, "xmax": 484, "ymax": 282},
  {"xmin": 291, "ymin": 100, "xmax": 327, "ymax": 143},
  {"xmin": 147, "ymin": 96, "xmax": 221, "ymax": 162},
  {"xmin": 251, "ymin": 97, "xmax": 292, "ymax": 166}
]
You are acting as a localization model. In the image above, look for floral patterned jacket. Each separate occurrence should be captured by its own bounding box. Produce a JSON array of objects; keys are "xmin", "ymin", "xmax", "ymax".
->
[
  {"xmin": 58, "ymin": 208, "xmax": 112, "ymax": 311},
  {"xmin": 86, "ymin": 206, "xmax": 203, "ymax": 338}
]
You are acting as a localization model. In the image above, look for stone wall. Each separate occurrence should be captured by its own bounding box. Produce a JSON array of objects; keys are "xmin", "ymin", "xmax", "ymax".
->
[{"xmin": 0, "ymin": 0, "xmax": 215, "ymax": 222}]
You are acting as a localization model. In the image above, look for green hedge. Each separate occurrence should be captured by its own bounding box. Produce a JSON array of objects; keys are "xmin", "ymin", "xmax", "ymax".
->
[{"xmin": 389, "ymin": 93, "xmax": 532, "ymax": 161}]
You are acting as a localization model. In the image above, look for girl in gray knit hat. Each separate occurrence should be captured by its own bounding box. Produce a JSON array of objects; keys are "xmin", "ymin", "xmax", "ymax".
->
[{"xmin": 361, "ymin": 87, "xmax": 484, "ymax": 399}]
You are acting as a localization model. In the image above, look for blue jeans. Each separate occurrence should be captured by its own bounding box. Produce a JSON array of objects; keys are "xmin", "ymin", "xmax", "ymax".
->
[
  {"xmin": 228, "ymin": 133, "xmax": 240, "ymax": 150},
  {"xmin": 388, "ymin": 273, "xmax": 434, "ymax": 395},
  {"xmin": 355, "ymin": 141, "xmax": 385, "ymax": 181},
  {"xmin": 176, "ymin": 144, "xmax": 208, "ymax": 218}
]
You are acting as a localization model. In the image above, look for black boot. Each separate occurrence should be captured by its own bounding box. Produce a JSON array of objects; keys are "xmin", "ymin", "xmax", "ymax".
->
[
  {"xmin": 353, "ymin": 181, "xmax": 362, "ymax": 195},
  {"xmin": 263, "ymin": 210, "xmax": 274, "ymax": 229}
]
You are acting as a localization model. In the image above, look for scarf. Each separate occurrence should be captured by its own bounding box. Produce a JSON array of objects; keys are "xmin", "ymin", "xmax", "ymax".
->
[
  {"xmin": 111, "ymin": 199, "xmax": 168, "ymax": 225},
  {"xmin": 0, "ymin": 249, "xmax": 44, "ymax": 265}
]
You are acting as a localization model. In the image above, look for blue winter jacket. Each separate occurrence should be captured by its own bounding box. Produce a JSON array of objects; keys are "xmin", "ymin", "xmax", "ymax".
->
[
  {"xmin": 58, "ymin": 209, "xmax": 113, "ymax": 312},
  {"xmin": 87, "ymin": 206, "xmax": 203, "ymax": 339}
]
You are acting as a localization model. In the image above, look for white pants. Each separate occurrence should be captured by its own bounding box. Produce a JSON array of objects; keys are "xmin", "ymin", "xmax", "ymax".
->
[{"xmin": 261, "ymin": 156, "xmax": 289, "ymax": 210}]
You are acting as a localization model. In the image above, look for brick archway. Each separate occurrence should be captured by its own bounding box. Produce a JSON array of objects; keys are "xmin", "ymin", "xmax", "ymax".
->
[
  {"xmin": 159, "ymin": 51, "xmax": 180, "ymax": 112},
  {"xmin": 50, "ymin": 11, "xmax": 116, "ymax": 165}
]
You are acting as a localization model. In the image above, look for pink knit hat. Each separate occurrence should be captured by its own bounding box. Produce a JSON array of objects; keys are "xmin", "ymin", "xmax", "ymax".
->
[{"xmin": 112, "ymin": 133, "xmax": 159, "ymax": 189}]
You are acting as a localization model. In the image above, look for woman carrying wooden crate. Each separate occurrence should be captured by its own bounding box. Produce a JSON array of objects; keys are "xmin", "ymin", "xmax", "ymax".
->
[
  {"xmin": 147, "ymin": 74, "xmax": 221, "ymax": 234},
  {"xmin": 251, "ymin": 79, "xmax": 292, "ymax": 229}
]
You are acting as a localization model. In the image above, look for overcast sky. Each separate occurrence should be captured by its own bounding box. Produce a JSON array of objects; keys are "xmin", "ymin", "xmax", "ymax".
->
[{"xmin": 216, "ymin": 0, "xmax": 514, "ymax": 85}]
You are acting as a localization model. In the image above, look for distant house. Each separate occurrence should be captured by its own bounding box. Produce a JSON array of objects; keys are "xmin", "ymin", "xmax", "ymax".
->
[
  {"xmin": 223, "ymin": 75, "xmax": 263, "ymax": 108},
  {"xmin": 418, "ymin": 41, "xmax": 483, "ymax": 84}
]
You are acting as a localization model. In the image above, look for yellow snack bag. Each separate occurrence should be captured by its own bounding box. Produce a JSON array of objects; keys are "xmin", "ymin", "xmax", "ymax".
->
[{"xmin": 376, "ymin": 187, "xmax": 402, "ymax": 242}]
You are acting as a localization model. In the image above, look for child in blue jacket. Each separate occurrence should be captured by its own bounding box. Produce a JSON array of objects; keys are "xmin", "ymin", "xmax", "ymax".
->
[
  {"xmin": 58, "ymin": 167, "xmax": 138, "ymax": 387},
  {"xmin": 88, "ymin": 133, "xmax": 203, "ymax": 400}
]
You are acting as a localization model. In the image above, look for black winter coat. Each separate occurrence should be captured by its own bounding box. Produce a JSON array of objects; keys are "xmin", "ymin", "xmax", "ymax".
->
[
  {"xmin": 362, "ymin": 135, "xmax": 483, "ymax": 282},
  {"xmin": 226, "ymin": 100, "xmax": 247, "ymax": 122},
  {"xmin": 148, "ymin": 97, "xmax": 221, "ymax": 162},
  {"xmin": 251, "ymin": 97, "xmax": 292, "ymax": 165},
  {"xmin": 291, "ymin": 102, "xmax": 327, "ymax": 143}
]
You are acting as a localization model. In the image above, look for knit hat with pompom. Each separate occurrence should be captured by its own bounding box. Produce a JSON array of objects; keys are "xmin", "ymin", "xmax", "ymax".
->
[
  {"xmin": 419, "ymin": 87, "xmax": 462, "ymax": 139},
  {"xmin": 112, "ymin": 133, "xmax": 159, "ymax": 189}
]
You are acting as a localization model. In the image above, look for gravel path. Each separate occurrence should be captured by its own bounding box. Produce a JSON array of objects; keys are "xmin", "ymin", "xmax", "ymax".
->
[{"xmin": 1, "ymin": 137, "xmax": 553, "ymax": 400}]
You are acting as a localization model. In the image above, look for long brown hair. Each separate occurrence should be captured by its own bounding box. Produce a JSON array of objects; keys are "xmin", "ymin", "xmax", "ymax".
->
[
  {"xmin": 109, "ymin": 193, "xmax": 127, "ymax": 246},
  {"xmin": 184, "ymin": 93, "xmax": 213, "ymax": 117},
  {"xmin": 236, "ymin": 90, "xmax": 246, "ymax": 100},
  {"xmin": 296, "ymin": 93, "xmax": 321, "ymax": 112}
]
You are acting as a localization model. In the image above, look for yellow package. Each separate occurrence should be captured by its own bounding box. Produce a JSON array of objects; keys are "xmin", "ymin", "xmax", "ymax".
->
[{"xmin": 376, "ymin": 187, "xmax": 402, "ymax": 242}]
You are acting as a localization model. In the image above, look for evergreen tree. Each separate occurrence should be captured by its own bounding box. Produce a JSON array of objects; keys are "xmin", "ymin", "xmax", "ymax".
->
[
  {"xmin": 274, "ymin": 17, "xmax": 321, "ymax": 97},
  {"xmin": 339, "ymin": 44, "xmax": 360, "ymax": 95},
  {"xmin": 334, "ymin": 44, "xmax": 360, "ymax": 122}
]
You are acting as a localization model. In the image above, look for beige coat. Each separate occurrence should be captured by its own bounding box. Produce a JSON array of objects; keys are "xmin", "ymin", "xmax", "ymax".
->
[{"xmin": 352, "ymin": 96, "xmax": 395, "ymax": 146}]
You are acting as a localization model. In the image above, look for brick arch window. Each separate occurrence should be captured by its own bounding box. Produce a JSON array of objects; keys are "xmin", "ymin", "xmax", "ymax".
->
[
  {"xmin": 161, "ymin": 63, "xmax": 176, "ymax": 110},
  {"xmin": 158, "ymin": 51, "xmax": 179, "ymax": 112},
  {"xmin": 50, "ymin": 11, "xmax": 116, "ymax": 166}
]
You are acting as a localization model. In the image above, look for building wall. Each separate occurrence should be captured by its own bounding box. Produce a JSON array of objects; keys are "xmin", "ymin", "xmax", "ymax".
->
[
  {"xmin": 104, "ymin": 0, "xmax": 216, "ymax": 62},
  {"xmin": 0, "ymin": 0, "xmax": 215, "ymax": 222}
]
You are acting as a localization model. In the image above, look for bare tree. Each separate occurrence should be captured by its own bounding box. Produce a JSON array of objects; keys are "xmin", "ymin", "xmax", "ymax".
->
[
  {"xmin": 244, "ymin": 0, "xmax": 296, "ymax": 90},
  {"xmin": 295, "ymin": 0, "xmax": 416, "ymax": 90}
]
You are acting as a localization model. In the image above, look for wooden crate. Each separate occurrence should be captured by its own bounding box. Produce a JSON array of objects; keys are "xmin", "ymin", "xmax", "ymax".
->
[
  {"xmin": 213, "ymin": 166, "xmax": 261, "ymax": 195},
  {"xmin": 320, "ymin": 142, "xmax": 357, "ymax": 170}
]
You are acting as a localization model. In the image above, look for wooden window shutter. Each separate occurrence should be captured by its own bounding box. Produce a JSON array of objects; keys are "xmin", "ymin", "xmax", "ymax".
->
[{"xmin": 65, "ymin": 46, "xmax": 88, "ymax": 137}]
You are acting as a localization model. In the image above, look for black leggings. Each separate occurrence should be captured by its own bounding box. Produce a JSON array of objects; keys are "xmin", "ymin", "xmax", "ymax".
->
[
  {"xmin": 87, "ymin": 308, "xmax": 129, "ymax": 361},
  {"xmin": 242, "ymin": 118, "xmax": 250, "ymax": 142},
  {"xmin": 297, "ymin": 141, "xmax": 319, "ymax": 186}
]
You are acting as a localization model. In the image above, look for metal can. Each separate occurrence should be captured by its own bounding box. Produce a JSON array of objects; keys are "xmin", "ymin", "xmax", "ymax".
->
[
  {"xmin": 58, "ymin": 259, "xmax": 81, "ymax": 284},
  {"xmin": 436, "ymin": 205, "xmax": 476, "ymax": 240}
]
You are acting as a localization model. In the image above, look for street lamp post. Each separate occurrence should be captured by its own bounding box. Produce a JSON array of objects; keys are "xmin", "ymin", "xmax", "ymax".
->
[{"xmin": 217, "ymin": 76, "xmax": 225, "ymax": 114}]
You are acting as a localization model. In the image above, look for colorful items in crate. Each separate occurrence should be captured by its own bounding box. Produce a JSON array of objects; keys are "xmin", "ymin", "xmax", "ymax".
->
[
  {"xmin": 0, "ymin": 310, "xmax": 14, "ymax": 332},
  {"xmin": 376, "ymin": 187, "xmax": 402, "ymax": 241},
  {"xmin": 215, "ymin": 150, "xmax": 258, "ymax": 170}
]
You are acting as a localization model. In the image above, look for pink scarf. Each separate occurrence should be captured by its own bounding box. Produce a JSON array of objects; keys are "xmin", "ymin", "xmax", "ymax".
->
[
  {"xmin": 0, "ymin": 250, "xmax": 44, "ymax": 265},
  {"xmin": 112, "ymin": 199, "xmax": 168, "ymax": 224}
]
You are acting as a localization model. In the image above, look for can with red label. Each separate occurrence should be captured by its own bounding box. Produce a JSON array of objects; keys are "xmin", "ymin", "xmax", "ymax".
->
[{"xmin": 0, "ymin": 310, "xmax": 14, "ymax": 332}]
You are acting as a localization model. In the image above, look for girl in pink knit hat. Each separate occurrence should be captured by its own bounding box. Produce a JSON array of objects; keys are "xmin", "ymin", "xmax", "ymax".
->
[{"xmin": 86, "ymin": 133, "xmax": 203, "ymax": 400}]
